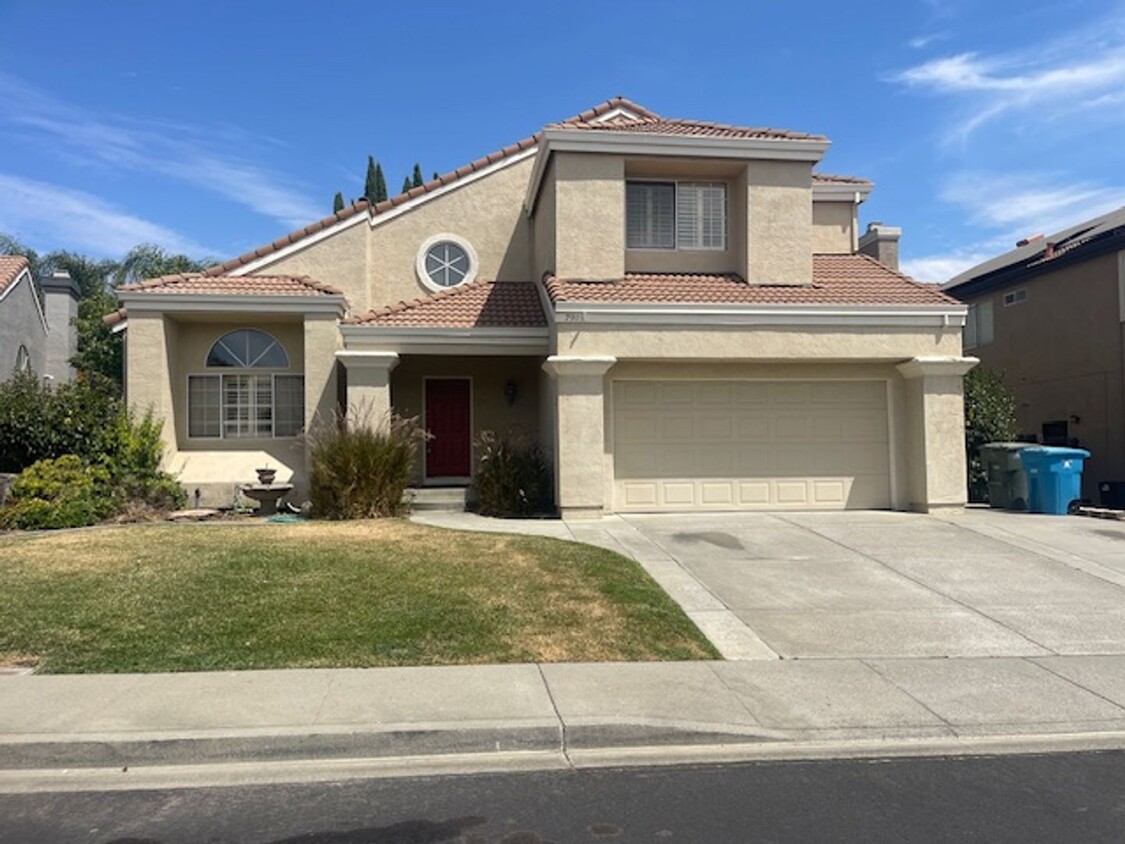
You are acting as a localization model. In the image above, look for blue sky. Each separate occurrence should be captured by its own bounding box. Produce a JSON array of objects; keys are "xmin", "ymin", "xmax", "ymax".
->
[{"xmin": 0, "ymin": 0, "xmax": 1122, "ymax": 282}]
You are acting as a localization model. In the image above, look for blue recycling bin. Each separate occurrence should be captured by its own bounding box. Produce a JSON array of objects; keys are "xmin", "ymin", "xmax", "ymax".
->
[{"xmin": 1018, "ymin": 446, "xmax": 1090, "ymax": 515}]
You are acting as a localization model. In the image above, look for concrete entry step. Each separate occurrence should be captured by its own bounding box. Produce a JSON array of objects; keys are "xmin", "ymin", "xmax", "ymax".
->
[{"xmin": 410, "ymin": 486, "xmax": 468, "ymax": 512}]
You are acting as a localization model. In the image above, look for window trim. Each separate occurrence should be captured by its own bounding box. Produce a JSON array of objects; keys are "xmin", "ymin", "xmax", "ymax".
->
[
  {"xmin": 14, "ymin": 344, "xmax": 31, "ymax": 374},
  {"xmin": 1003, "ymin": 288, "xmax": 1028, "ymax": 307},
  {"xmin": 415, "ymin": 232, "xmax": 479, "ymax": 293},
  {"xmin": 186, "ymin": 372, "xmax": 305, "ymax": 441},
  {"xmin": 204, "ymin": 328, "xmax": 289, "ymax": 369},
  {"xmin": 626, "ymin": 179, "xmax": 728, "ymax": 253},
  {"xmin": 964, "ymin": 299, "xmax": 994, "ymax": 350}
]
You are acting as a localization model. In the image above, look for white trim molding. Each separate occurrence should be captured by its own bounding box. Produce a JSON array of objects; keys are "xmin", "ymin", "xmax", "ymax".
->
[
  {"xmin": 340, "ymin": 325, "xmax": 549, "ymax": 356},
  {"xmin": 896, "ymin": 356, "xmax": 979, "ymax": 379},
  {"xmin": 813, "ymin": 183, "xmax": 872, "ymax": 203},
  {"xmin": 117, "ymin": 292, "xmax": 347, "ymax": 318},
  {"xmin": 542, "ymin": 355, "xmax": 617, "ymax": 378},
  {"xmin": 415, "ymin": 233, "xmax": 480, "ymax": 293},
  {"xmin": 335, "ymin": 350, "xmax": 401, "ymax": 373},
  {"xmin": 550, "ymin": 301, "xmax": 968, "ymax": 329},
  {"xmin": 231, "ymin": 147, "xmax": 539, "ymax": 277}
]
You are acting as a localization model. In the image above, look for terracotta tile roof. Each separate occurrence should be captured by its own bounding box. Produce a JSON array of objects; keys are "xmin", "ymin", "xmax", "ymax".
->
[
  {"xmin": 345, "ymin": 280, "xmax": 546, "ymax": 328},
  {"xmin": 0, "ymin": 255, "xmax": 30, "ymax": 295},
  {"xmin": 543, "ymin": 254, "xmax": 957, "ymax": 306},
  {"xmin": 102, "ymin": 307, "xmax": 127, "ymax": 327},
  {"xmin": 550, "ymin": 115, "xmax": 826, "ymax": 142},
  {"xmin": 120, "ymin": 273, "xmax": 344, "ymax": 296},
  {"xmin": 204, "ymin": 97, "xmax": 652, "ymax": 277},
  {"xmin": 812, "ymin": 173, "xmax": 872, "ymax": 185}
]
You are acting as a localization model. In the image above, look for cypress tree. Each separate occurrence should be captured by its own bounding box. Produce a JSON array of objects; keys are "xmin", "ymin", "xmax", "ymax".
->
[
  {"xmin": 364, "ymin": 156, "xmax": 378, "ymax": 204},
  {"xmin": 432, "ymin": 171, "xmax": 439, "ymax": 181},
  {"xmin": 401, "ymin": 176, "xmax": 412, "ymax": 194},
  {"xmin": 374, "ymin": 163, "xmax": 388, "ymax": 202},
  {"xmin": 332, "ymin": 192, "xmax": 345, "ymax": 213},
  {"xmin": 412, "ymin": 163, "xmax": 424, "ymax": 188}
]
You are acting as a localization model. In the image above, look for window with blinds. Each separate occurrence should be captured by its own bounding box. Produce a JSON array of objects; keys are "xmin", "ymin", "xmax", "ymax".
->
[
  {"xmin": 626, "ymin": 180, "xmax": 726, "ymax": 251},
  {"xmin": 187, "ymin": 373, "xmax": 305, "ymax": 439}
]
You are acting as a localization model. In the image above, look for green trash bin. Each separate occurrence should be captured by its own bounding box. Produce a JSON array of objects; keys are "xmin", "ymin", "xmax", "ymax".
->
[{"xmin": 979, "ymin": 442, "xmax": 1033, "ymax": 510}]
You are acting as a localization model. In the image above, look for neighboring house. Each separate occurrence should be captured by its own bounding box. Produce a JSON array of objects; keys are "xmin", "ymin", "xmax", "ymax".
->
[
  {"xmin": 0, "ymin": 256, "xmax": 79, "ymax": 383},
  {"xmin": 108, "ymin": 97, "xmax": 972, "ymax": 517},
  {"xmin": 945, "ymin": 205, "xmax": 1125, "ymax": 501}
]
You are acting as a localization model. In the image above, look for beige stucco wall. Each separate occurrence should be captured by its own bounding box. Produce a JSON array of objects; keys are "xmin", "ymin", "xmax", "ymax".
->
[
  {"xmin": 259, "ymin": 222, "xmax": 369, "ymax": 313},
  {"xmin": 746, "ymin": 160, "xmax": 813, "ymax": 285},
  {"xmin": 391, "ymin": 355, "xmax": 543, "ymax": 484},
  {"xmin": 897, "ymin": 364, "xmax": 972, "ymax": 512},
  {"xmin": 0, "ymin": 274, "xmax": 47, "ymax": 377},
  {"xmin": 961, "ymin": 251, "xmax": 1123, "ymax": 497},
  {"xmin": 555, "ymin": 324, "xmax": 963, "ymax": 360},
  {"xmin": 125, "ymin": 313, "xmax": 177, "ymax": 465},
  {"xmin": 368, "ymin": 156, "xmax": 535, "ymax": 307},
  {"xmin": 533, "ymin": 156, "xmax": 557, "ymax": 280},
  {"xmin": 812, "ymin": 201, "xmax": 856, "ymax": 254},
  {"xmin": 553, "ymin": 152, "xmax": 624, "ymax": 280}
]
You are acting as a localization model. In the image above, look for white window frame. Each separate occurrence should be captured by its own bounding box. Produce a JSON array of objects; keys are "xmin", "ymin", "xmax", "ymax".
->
[
  {"xmin": 626, "ymin": 179, "xmax": 728, "ymax": 252},
  {"xmin": 964, "ymin": 299, "xmax": 994, "ymax": 350},
  {"xmin": 415, "ymin": 232, "xmax": 479, "ymax": 292},
  {"xmin": 1003, "ymin": 288, "xmax": 1028, "ymax": 307},
  {"xmin": 186, "ymin": 373, "xmax": 305, "ymax": 440}
]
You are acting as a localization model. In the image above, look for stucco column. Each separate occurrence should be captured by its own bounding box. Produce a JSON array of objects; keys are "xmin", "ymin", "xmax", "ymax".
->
[
  {"xmin": 896, "ymin": 356, "xmax": 978, "ymax": 513},
  {"xmin": 542, "ymin": 355, "xmax": 616, "ymax": 520},
  {"xmin": 336, "ymin": 351, "xmax": 400, "ymax": 427},
  {"xmin": 125, "ymin": 312, "xmax": 176, "ymax": 469}
]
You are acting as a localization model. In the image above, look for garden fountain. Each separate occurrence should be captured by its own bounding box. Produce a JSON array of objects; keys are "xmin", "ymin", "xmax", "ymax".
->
[{"xmin": 239, "ymin": 466, "xmax": 293, "ymax": 516}]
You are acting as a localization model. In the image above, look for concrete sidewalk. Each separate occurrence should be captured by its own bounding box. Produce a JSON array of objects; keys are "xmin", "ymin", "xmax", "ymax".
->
[{"xmin": 6, "ymin": 655, "xmax": 1125, "ymax": 775}]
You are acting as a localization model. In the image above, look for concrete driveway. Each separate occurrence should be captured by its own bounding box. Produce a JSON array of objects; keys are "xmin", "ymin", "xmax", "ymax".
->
[{"xmin": 619, "ymin": 509, "xmax": 1125, "ymax": 660}]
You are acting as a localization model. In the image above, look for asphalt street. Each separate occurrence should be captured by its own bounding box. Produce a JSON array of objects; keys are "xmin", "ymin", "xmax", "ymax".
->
[{"xmin": 4, "ymin": 750, "xmax": 1125, "ymax": 843}]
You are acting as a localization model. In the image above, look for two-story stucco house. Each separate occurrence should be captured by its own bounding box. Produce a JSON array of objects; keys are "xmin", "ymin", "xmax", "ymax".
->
[
  {"xmin": 108, "ymin": 97, "xmax": 974, "ymax": 518},
  {"xmin": 1, "ymin": 256, "xmax": 79, "ymax": 383},
  {"xmin": 945, "ymin": 205, "xmax": 1125, "ymax": 502}
]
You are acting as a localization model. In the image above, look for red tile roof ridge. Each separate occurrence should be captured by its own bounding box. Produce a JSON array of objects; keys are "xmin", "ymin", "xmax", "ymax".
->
[
  {"xmin": 0, "ymin": 254, "xmax": 31, "ymax": 294},
  {"xmin": 120, "ymin": 273, "xmax": 345, "ymax": 296},
  {"xmin": 345, "ymin": 279, "xmax": 546, "ymax": 328},
  {"xmin": 343, "ymin": 277, "xmax": 495, "ymax": 324},
  {"xmin": 551, "ymin": 115, "xmax": 827, "ymax": 142},
  {"xmin": 812, "ymin": 173, "xmax": 872, "ymax": 185},
  {"xmin": 102, "ymin": 307, "xmax": 127, "ymax": 327},
  {"xmin": 816, "ymin": 253, "xmax": 960, "ymax": 304}
]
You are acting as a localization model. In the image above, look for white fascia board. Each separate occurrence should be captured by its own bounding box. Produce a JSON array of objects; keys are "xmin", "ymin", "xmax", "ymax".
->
[
  {"xmin": 551, "ymin": 301, "xmax": 967, "ymax": 328},
  {"xmin": 0, "ymin": 267, "xmax": 49, "ymax": 334},
  {"xmin": 110, "ymin": 319, "xmax": 129, "ymax": 335},
  {"xmin": 813, "ymin": 183, "xmax": 872, "ymax": 202},
  {"xmin": 540, "ymin": 128, "xmax": 830, "ymax": 161},
  {"xmin": 117, "ymin": 292, "xmax": 347, "ymax": 316},
  {"xmin": 231, "ymin": 147, "xmax": 539, "ymax": 277},
  {"xmin": 341, "ymin": 326, "xmax": 548, "ymax": 356}
]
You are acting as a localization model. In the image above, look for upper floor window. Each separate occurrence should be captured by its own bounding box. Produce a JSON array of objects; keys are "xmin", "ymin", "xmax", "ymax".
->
[
  {"xmin": 206, "ymin": 329, "xmax": 289, "ymax": 368},
  {"xmin": 14, "ymin": 344, "xmax": 31, "ymax": 374},
  {"xmin": 964, "ymin": 300, "xmax": 994, "ymax": 349},
  {"xmin": 626, "ymin": 181, "xmax": 727, "ymax": 251},
  {"xmin": 1003, "ymin": 288, "xmax": 1027, "ymax": 307},
  {"xmin": 416, "ymin": 233, "xmax": 479, "ymax": 292}
]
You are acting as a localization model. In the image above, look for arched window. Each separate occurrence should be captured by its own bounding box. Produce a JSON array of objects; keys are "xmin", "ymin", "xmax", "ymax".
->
[
  {"xmin": 14, "ymin": 345, "xmax": 31, "ymax": 374},
  {"xmin": 188, "ymin": 329, "xmax": 303, "ymax": 439}
]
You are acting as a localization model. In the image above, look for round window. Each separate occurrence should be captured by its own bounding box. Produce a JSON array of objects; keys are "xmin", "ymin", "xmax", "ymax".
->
[{"xmin": 416, "ymin": 234, "xmax": 478, "ymax": 292}]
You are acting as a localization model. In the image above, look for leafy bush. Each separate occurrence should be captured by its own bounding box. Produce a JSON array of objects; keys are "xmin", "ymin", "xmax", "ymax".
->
[
  {"xmin": 0, "ymin": 371, "xmax": 184, "ymax": 525},
  {"xmin": 0, "ymin": 455, "xmax": 113, "ymax": 530},
  {"xmin": 964, "ymin": 365, "xmax": 1018, "ymax": 503},
  {"xmin": 309, "ymin": 413, "xmax": 427, "ymax": 519},
  {"xmin": 472, "ymin": 431, "xmax": 553, "ymax": 518}
]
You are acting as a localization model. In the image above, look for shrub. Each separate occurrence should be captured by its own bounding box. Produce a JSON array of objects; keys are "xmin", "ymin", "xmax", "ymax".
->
[
  {"xmin": 472, "ymin": 430, "xmax": 553, "ymax": 517},
  {"xmin": 0, "ymin": 455, "xmax": 113, "ymax": 530},
  {"xmin": 309, "ymin": 413, "xmax": 427, "ymax": 519},
  {"xmin": 964, "ymin": 365, "xmax": 1018, "ymax": 503}
]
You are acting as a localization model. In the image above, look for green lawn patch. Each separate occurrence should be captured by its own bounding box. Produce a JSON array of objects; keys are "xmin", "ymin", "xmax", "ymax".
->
[{"xmin": 0, "ymin": 521, "xmax": 718, "ymax": 673}]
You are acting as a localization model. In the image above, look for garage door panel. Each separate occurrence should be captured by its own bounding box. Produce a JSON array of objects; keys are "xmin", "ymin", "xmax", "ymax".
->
[{"xmin": 614, "ymin": 379, "xmax": 891, "ymax": 512}]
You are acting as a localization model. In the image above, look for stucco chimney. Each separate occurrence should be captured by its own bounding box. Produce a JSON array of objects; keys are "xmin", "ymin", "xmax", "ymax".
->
[
  {"xmin": 857, "ymin": 222, "xmax": 901, "ymax": 270},
  {"xmin": 40, "ymin": 270, "xmax": 79, "ymax": 383}
]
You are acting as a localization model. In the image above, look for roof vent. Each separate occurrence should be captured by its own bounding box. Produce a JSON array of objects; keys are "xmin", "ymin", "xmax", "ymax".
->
[{"xmin": 1017, "ymin": 233, "xmax": 1044, "ymax": 248}]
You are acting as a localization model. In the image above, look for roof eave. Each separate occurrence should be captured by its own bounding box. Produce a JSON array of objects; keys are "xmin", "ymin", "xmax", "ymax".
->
[
  {"xmin": 117, "ymin": 291, "xmax": 347, "ymax": 317},
  {"xmin": 549, "ymin": 300, "xmax": 965, "ymax": 327}
]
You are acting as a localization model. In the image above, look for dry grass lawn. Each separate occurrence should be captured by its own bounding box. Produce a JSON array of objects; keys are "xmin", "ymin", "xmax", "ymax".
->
[{"xmin": 0, "ymin": 520, "xmax": 718, "ymax": 673}]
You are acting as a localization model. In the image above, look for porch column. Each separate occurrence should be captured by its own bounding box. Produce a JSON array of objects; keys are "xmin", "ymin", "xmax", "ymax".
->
[
  {"xmin": 336, "ymin": 351, "xmax": 400, "ymax": 426},
  {"xmin": 542, "ymin": 355, "xmax": 616, "ymax": 520},
  {"xmin": 896, "ymin": 356, "xmax": 978, "ymax": 513}
]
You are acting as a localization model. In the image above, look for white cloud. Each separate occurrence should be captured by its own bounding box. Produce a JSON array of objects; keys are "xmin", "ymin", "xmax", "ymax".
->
[
  {"xmin": 0, "ymin": 74, "xmax": 322, "ymax": 229},
  {"xmin": 0, "ymin": 173, "xmax": 216, "ymax": 258},
  {"xmin": 890, "ymin": 10, "xmax": 1125, "ymax": 141},
  {"xmin": 901, "ymin": 250, "xmax": 996, "ymax": 284}
]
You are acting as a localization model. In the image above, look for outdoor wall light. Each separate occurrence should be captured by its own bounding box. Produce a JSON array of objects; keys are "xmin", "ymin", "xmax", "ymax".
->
[{"xmin": 504, "ymin": 379, "xmax": 518, "ymax": 406}]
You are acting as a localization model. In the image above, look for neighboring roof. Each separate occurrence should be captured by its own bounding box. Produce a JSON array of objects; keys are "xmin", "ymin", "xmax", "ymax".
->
[
  {"xmin": 345, "ymin": 280, "xmax": 546, "ymax": 328},
  {"xmin": 120, "ymin": 273, "xmax": 344, "ymax": 296},
  {"xmin": 548, "ymin": 115, "xmax": 826, "ymax": 142},
  {"xmin": 543, "ymin": 254, "xmax": 957, "ymax": 306},
  {"xmin": 946, "ymin": 204, "xmax": 1125, "ymax": 293},
  {"xmin": 0, "ymin": 255, "xmax": 30, "ymax": 296}
]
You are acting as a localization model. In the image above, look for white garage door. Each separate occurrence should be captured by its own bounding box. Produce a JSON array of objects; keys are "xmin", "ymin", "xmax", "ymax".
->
[{"xmin": 613, "ymin": 380, "xmax": 891, "ymax": 511}]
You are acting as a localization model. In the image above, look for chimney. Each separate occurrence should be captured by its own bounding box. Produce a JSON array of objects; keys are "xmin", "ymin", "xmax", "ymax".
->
[
  {"xmin": 858, "ymin": 222, "xmax": 901, "ymax": 270},
  {"xmin": 39, "ymin": 270, "xmax": 79, "ymax": 383}
]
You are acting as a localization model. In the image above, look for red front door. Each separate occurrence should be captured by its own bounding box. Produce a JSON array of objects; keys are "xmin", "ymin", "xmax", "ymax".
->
[{"xmin": 425, "ymin": 378, "xmax": 472, "ymax": 478}]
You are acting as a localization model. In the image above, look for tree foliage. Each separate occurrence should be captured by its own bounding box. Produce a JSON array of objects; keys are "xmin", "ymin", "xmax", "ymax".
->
[
  {"xmin": 365, "ymin": 155, "xmax": 379, "ymax": 204},
  {"xmin": 333, "ymin": 191, "xmax": 345, "ymax": 213},
  {"xmin": 401, "ymin": 176, "xmax": 412, "ymax": 194},
  {"xmin": 411, "ymin": 163, "xmax": 424, "ymax": 188},
  {"xmin": 964, "ymin": 366, "xmax": 1018, "ymax": 502}
]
